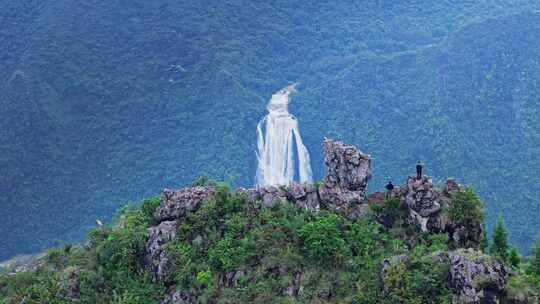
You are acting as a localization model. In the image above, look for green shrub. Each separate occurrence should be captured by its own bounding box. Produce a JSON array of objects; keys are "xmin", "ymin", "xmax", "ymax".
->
[
  {"xmin": 140, "ymin": 196, "xmax": 161, "ymax": 221},
  {"xmin": 345, "ymin": 219, "xmax": 383, "ymax": 258},
  {"xmin": 196, "ymin": 270, "xmax": 213, "ymax": 287},
  {"xmin": 448, "ymin": 187, "xmax": 485, "ymax": 226},
  {"xmin": 167, "ymin": 241, "xmax": 200, "ymax": 287},
  {"xmin": 509, "ymin": 247, "xmax": 521, "ymax": 268},
  {"xmin": 208, "ymin": 235, "xmax": 254, "ymax": 272},
  {"xmin": 299, "ymin": 212, "xmax": 348, "ymax": 264},
  {"xmin": 191, "ymin": 175, "xmax": 217, "ymax": 187},
  {"xmin": 370, "ymin": 197, "xmax": 408, "ymax": 227}
]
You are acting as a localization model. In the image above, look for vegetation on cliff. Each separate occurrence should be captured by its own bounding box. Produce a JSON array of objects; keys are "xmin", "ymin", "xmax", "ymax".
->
[{"xmin": 1, "ymin": 183, "xmax": 539, "ymax": 303}]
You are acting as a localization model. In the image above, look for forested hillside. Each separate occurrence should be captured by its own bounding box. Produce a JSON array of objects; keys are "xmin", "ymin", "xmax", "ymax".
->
[{"xmin": 1, "ymin": 1, "xmax": 540, "ymax": 260}]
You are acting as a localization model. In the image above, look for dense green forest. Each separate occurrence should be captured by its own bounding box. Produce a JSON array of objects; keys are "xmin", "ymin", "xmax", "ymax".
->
[{"xmin": 1, "ymin": 1, "xmax": 540, "ymax": 260}]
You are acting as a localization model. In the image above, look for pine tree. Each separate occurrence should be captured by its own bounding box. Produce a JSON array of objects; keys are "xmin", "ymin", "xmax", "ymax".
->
[
  {"xmin": 508, "ymin": 247, "xmax": 520, "ymax": 268},
  {"xmin": 480, "ymin": 222, "xmax": 489, "ymax": 253},
  {"xmin": 490, "ymin": 215, "xmax": 509, "ymax": 262},
  {"xmin": 528, "ymin": 233, "xmax": 540, "ymax": 276}
]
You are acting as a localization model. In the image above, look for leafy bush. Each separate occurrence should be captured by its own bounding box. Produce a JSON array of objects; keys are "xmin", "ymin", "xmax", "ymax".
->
[
  {"xmin": 299, "ymin": 212, "xmax": 348, "ymax": 264},
  {"xmin": 448, "ymin": 187, "xmax": 485, "ymax": 226},
  {"xmin": 140, "ymin": 196, "xmax": 161, "ymax": 222},
  {"xmin": 208, "ymin": 235, "xmax": 255, "ymax": 272},
  {"xmin": 370, "ymin": 197, "xmax": 408, "ymax": 227},
  {"xmin": 191, "ymin": 175, "xmax": 218, "ymax": 187}
]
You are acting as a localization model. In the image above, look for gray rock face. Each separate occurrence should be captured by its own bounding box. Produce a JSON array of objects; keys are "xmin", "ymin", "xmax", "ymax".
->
[
  {"xmin": 319, "ymin": 139, "xmax": 371, "ymax": 217},
  {"xmin": 160, "ymin": 288, "xmax": 195, "ymax": 304},
  {"xmin": 444, "ymin": 249, "xmax": 509, "ymax": 304},
  {"xmin": 240, "ymin": 183, "xmax": 319, "ymax": 211},
  {"xmin": 286, "ymin": 183, "xmax": 319, "ymax": 211},
  {"xmin": 402, "ymin": 176, "xmax": 441, "ymax": 232},
  {"xmin": 380, "ymin": 255, "xmax": 410, "ymax": 285},
  {"xmin": 238, "ymin": 139, "xmax": 371, "ymax": 219},
  {"xmin": 399, "ymin": 178, "xmax": 483, "ymax": 249},
  {"xmin": 381, "ymin": 250, "xmax": 509, "ymax": 303},
  {"xmin": 218, "ymin": 269, "xmax": 249, "ymax": 289},
  {"xmin": 443, "ymin": 178, "xmax": 460, "ymax": 195},
  {"xmin": 404, "ymin": 176, "xmax": 441, "ymax": 217},
  {"xmin": 146, "ymin": 221, "xmax": 178, "ymax": 282},
  {"xmin": 320, "ymin": 139, "xmax": 372, "ymax": 192},
  {"xmin": 0, "ymin": 253, "xmax": 47, "ymax": 273},
  {"xmin": 448, "ymin": 223, "xmax": 483, "ymax": 250},
  {"xmin": 240, "ymin": 186, "xmax": 288, "ymax": 207},
  {"xmin": 154, "ymin": 187, "xmax": 215, "ymax": 222},
  {"xmin": 57, "ymin": 267, "xmax": 81, "ymax": 302}
]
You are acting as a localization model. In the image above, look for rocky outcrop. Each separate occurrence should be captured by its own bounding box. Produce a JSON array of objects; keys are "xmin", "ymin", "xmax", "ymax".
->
[
  {"xmin": 402, "ymin": 176, "xmax": 441, "ymax": 232},
  {"xmin": 146, "ymin": 221, "xmax": 178, "ymax": 282},
  {"xmin": 286, "ymin": 183, "xmax": 320, "ymax": 211},
  {"xmin": 238, "ymin": 139, "xmax": 370, "ymax": 219},
  {"xmin": 318, "ymin": 139, "xmax": 372, "ymax": 218},
  {"xmin": 447, "ymin": 223, "xmax": 483, "ymax": 251},
  {"xmin": 154, "ymin": 187, "xmax": 215, "ymax": 222},
  {"xmin": 442, "ymin": 249, "xmax": 509, "ymax": 303},
  {"xmin": 381, "ymin": 250, "xmax": 510, "ymax": 303},
  {"xmin": 380, "ymin": 254, "xmax": 410, "ymax": 283},
  {"xmin": 160, "ymin": 288, "xmax": 197, "ymax": 304},
  {"xmin": 369, "ymin": 177, "xmax": 483, "ymax": 250},
  {"xmin": 399, "ymin": 178, "xmax": 482, "ymax": 249},
  {"xmin": 240, "ymin": 183, "xmax": 319, "ymax": 211},
  {"xmin": 239, "ymin": 186, "xmax": 288, "ymax": 207},
  {"xmin": 146, "ymin": 187, "xmax": 214, "ymax": 284},
  {"xmin": 283, "ymin": 272, "xmax": 304, "ymax": 297},
  {"xmin": 57, "ymin": 266, "xmax": 82, "ymax": 302},
  {"xmin": 0, "ymin": 252, "xmax": 47, "ymax": 273}
]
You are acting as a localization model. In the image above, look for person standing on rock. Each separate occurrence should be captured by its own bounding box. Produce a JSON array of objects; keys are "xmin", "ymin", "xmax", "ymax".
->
[
  {"xmin": 385, "ymin": 181, "xmax": 394, "ymax": 198},
  {"xmin": 416, "ymin": 161, "xmax": 423, "ymax": 180}
]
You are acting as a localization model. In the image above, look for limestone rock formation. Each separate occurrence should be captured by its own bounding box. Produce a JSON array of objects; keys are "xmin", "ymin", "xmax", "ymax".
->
[
  {"xmin": 0, "ymin": 252, "xmax": 47, "ymax": 273},
  {"xmin": 447, "ymin": 222, "xmax": 483, "ymax": 251},
  {"xmin": 380, "ymin": 254, "xmax": 410, "ymax": 284},
  {"xmin": 443, "ymin": 249, "xmax": 509, "ymax": 303},
  {"xmin": 441, "ymin": 180, "xmax": 483, "ymax": 250},
  {"xmin": 403, "ymin": 176, "xmax": 441, "ymax": 232},
  {"xmin": 238, "ymin": 138, "xmax": 370, "ymax": 219},
  {"xmin": 240, "ymin": 183, "xmax": 319, "ymax": 211},
  {"xmin": 318, "ymin": 139, "xmax": 372, "ymax": 218},
  {"xmin": 286, "ymin": 183, "xmax": 320, "ymax": 211},
  {"xmin": 146, "ymin": 220, "xmax": 178, "ymax": 282},
  {"xmin": 442, "ymin": 178, "xmax": 460, "ymax": 195},
  {"xmin": 56, "ymin": 267, "xmax": 82, "ymax": 302},
  {"xmin": 382, "ymin": 250, "xmax": 510, "ymax": 303},
  {"xmin": 160, "ymin": 288, "xmax": 196, "ymax": 304},
  {"xmin": 154, "ymin": 186, "xmax": 215, "ymax": 222},
  {"xmin": 239, "ymin": 186, "xmax": 288, "ymax": 207}
]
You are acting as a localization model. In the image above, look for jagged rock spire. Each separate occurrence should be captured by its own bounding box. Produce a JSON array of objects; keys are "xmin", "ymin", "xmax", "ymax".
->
[{"xmin": 319, "ymin": 139, "xmax": 372, "ymax": 218}]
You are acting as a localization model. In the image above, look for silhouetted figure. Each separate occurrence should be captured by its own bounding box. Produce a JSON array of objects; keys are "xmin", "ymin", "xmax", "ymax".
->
[
  {"xmin": 385, "ymin": 181, "xmax": 394, "ymax": 198},
  {"xmin": 416, "ymin": 161, "xmax": 423, "ymax": 180}
]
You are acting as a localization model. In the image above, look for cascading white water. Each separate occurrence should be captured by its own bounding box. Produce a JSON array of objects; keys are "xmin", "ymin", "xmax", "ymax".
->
[{"xmin": 256, "ymin": 84, "xmax": 313, "ymax": 186}]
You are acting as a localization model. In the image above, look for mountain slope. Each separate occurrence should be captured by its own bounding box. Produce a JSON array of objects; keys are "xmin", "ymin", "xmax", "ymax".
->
[{"xmin": 1, "ymin": 1, "xmax": 540, "ymax": 260}]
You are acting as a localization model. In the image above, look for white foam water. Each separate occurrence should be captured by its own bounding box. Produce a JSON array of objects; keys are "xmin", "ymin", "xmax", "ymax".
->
[{"xmin": 256, "ymin": 84, "xmax": 313, "ymax": 186}]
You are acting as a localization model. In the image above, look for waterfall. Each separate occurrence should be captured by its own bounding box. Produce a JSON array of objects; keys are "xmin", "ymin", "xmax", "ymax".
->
[{"xmin": 256, "ymin": 84, "xmax": 313, "ymax": 186}]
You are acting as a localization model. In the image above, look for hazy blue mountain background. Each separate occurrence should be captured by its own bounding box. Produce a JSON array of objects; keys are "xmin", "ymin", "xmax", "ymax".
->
[{"xmin": 1, "ymin": 1, "xmax": 540, "ymax": 261}]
